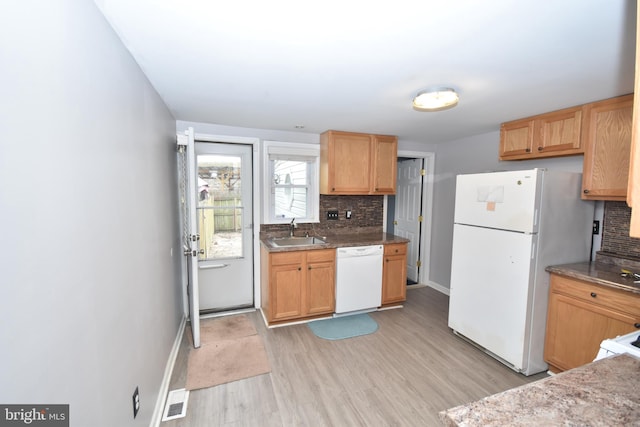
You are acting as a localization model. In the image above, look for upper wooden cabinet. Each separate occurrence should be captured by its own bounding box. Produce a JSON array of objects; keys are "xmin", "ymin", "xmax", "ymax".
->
[
  {"xmin": 581, "ymin": 94, "xmax": 633, "ymax": 201},
  {"xmin": 500, "ymin": 105, "xmax": 583, "ymax": 160},
  {"xmin": 371, "ymin": 135, "xmax": 398, "ymax": 194},
  {"xmin": 320, "ymin": 130, "xmax": 397, "ymax": 195}
]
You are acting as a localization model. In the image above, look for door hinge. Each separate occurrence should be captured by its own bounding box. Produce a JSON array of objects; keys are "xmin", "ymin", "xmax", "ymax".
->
[
  {"xmin": 418, "ymin": 215, "xmax": 423, "ymax": 222},
  {"xmin": 416, "ymin": 260, "xmax": 422, "ymax": 267},
  {"xmin": 183, "ymin": 248, "xmax": 204, "ymax": 257},
  {"xmin": 176, "ymin": 134, "xmax": 188, "ymax": 149},
  {"xmin": 420, "ymin": 169, "xmax": 426, "ymax": 176}
]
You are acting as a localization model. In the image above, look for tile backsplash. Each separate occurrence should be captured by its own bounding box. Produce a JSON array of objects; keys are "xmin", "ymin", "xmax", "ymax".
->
[
  {"xmin": 600, "ymin": 201, "xmax": 640, "ymax": 260},
  {"xmin": 261, "ymin": 195, "xmax": 384, "ymax": 235}
]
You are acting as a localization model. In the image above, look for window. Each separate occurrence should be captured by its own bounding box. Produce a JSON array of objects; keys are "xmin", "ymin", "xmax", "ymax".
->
[{"xmin": 263, "ymin": 141, "xmax": 319, "ymax": 224}]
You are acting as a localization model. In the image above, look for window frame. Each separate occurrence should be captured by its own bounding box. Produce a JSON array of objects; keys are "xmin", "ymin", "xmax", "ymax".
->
[{"xmin": 262, "ymin": 141, "xmax": 320, "ymax": 224}]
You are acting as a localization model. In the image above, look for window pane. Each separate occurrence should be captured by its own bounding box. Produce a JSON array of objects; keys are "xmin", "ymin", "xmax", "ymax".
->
[
  {"xmin": 273, "ymin": 159, "xmax": 309, "ymax": 219},
  {"xmin": 274, "ymin": 187, "xmax": 308, "ymax": 219},
  {"xmin": 274, "ymin": 160, "xmax": 307, "ymax": 185},
  {"xmin": 197, "ymin": 154, "xmax": 243, "ymax": 260}
]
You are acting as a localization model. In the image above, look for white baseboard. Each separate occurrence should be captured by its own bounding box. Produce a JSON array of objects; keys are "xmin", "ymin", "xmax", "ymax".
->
[
  {"xmin": 425, "ymin": 281, "xmax": 450, "ymax": 296},
  {"xmin": 149, "ymin": 316, "xmax": 186, "ymax": 427}
]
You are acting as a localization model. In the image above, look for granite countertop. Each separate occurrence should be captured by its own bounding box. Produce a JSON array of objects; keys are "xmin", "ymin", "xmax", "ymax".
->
[
  {"xmin": 440, "ymin": 353, "xmax": 640, "ymax": 426},
  {"xmin": 260, "ymin": 231, "xmax": 409, "ymax": 252},
  {"xmin": 546, "ymin": 252, "xmax": 640, "ymax": 295}
]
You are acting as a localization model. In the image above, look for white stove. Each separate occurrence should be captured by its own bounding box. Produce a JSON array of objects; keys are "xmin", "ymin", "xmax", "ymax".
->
[{"xmin": 594, "ymin": 330, "xmax": 640, "ymax": 361}]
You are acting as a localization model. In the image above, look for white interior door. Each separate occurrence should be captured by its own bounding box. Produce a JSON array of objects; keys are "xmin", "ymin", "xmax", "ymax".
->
[
  {"xmin": 394, "ymin": 158, "xmax": 423, "ymax": 282},
  {"xmin": 178, "ymin": 127, "xmax": 200, "ymax": 348},
  {"xmin": 194, "ymin": 142, "xmax": 254, "ymax": 312}
]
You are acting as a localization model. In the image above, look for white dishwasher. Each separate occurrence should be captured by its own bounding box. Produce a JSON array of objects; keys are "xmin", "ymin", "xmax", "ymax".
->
[{"xmin": 335, "ymin": 245, "xmax": 384, "ymax": 315}]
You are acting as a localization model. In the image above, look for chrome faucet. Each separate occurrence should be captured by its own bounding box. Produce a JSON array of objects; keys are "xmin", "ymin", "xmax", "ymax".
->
[{"xmin": 290, "ymin": 218, "xmax": 296, "ymax": 237}]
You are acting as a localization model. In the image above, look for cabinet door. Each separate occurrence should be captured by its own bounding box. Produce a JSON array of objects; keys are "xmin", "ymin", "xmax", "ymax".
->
[
  {"xmin": 305, "ymin": 260, "xmax": 335, "ymax": 315},
  {"xmin": 499, "ymin": 119, "xmax": 534, "ymax": 159},
  {"xmin": 581, "ymin": 94, "xmax": 633, "ymax": 201},
  {"xmin": 544, "ymin": 291, "xmax": 639, "ymax": 372},
  {"xmin": 500, "ymin": 106, "xmax": 584, "ymax": 160},
  {"xmin": 382, "ymin": 245, "xmax": 407, "ymax": 305},
  {"xmin": 270, "ymin": 263, "xmax": 303, "ymax": 321},
  {"xmin": 535, "ymin": 106, "xmax": 583, "ymax": 155},
  {"xmin": 326, "ymin": 132, "xmax": 372, "ymax": 194},
  {"xmin": 371, "ymin": 135, "xmax": 397, "ymax": 194}
]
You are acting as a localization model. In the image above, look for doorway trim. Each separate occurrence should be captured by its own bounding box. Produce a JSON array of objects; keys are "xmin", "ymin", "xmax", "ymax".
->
[
  {"xmin": 385, "ymin": 150, "xmax": 435, "ymax": 286},
  {"xmin": 179, "ymin": 132, "xmax": 261, "ymax": 317}
]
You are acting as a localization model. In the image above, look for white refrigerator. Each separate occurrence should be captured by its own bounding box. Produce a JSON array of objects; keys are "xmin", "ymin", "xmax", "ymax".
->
[{"xmin": 448, "ymin": 168, "xmax": 594, "ymax": 375}]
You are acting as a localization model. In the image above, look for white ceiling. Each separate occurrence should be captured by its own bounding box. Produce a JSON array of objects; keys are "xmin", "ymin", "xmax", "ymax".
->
[{"xmin": 95, "ymin": 0, "xmax": 636, "ymax": 144}]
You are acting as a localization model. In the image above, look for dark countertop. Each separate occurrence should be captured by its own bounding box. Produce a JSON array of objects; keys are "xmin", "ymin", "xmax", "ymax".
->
[
  {"xmin": 440, "ymin": 353, "xmax": 640, "ymax": 426},
  {"xmin": 260, "ymin": 232, "xmax": 409, "ymax": 253},
  {"xmin": 546, "ymin": 253, "xmax": 640, "ymax": 295}
]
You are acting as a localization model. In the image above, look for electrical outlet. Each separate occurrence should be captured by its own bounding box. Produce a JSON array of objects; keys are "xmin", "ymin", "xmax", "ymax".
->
[
  {"xmin": 593, "ymin": 220, "xmax": 600, "ymax": 235},
  {"xmin": 346, "ymin": 210, "xmax": 352, "ymax": 219},
  {"xmin": 327, "ymin": 210, "xmax": 339, "ymax": 220},
  {"xmin": 132, "ymin": 386, "xmax": 140, "ymax": 419}
]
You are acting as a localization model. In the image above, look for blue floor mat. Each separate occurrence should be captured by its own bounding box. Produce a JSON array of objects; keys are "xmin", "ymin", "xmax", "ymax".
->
[{"xmin": 307, "ymin": 313, "xmax": 378, "ymax": 340}]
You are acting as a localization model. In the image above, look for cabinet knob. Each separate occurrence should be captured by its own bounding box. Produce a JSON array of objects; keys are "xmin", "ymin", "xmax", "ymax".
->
[
  {"xmin": 525, "ymin": 148, "xmax": 531, "ymax": 153},
  {"xmin": 297, "ymin": 267, "xmax": 301, "ymax": 271},
  {"xmin": 332, "ymin": 187, "xmax": 335, "ymax": 191},
  {"xmin": 308, "ymin": 266, "xmax": 312, "ymax": 270},
  {"xmin": 634, "ymin": 323, "xmax": 640, "ymax": 328},
  {"xmin": 537, "ymin": 146, "xmax": 543, "ymax": 151},
  {"xmin": 590, "ymin": 292, "xmax": 597, "ymax": 298},
  {"xmin": 583, "ymin": 189, "xmax": 590, "ymax": 194}
]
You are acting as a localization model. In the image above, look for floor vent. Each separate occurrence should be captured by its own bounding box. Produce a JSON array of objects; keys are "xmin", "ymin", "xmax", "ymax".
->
[{"xmin": 162, "ymin": 388, "xmax": 189, "ymax": 422}]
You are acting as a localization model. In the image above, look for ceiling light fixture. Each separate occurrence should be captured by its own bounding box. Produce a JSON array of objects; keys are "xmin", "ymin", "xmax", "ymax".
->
[{"xmin": 412, "ymin": 87, "xmax": 459, "ymax": 112}]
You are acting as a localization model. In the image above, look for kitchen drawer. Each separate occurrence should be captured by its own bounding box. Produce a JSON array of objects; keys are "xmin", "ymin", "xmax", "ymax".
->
[
  {"xmin": 306, "ymin": 248, "xmax": 335, "ymax": 263},
  {"xmin": 270, "ymin": 251, "xmax": 304, "ymax": 266},
  {"xmin": 550, "ymin": 274, "xmax": 640, "ymax": 316},
  {"xmin": 384, "ymin": 243, "xmax": 407, "ymax": 256}
]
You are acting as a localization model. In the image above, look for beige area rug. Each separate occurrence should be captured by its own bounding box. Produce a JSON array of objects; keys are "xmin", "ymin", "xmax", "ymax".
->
[
  {"xmin": 185, "ymin": 315, "xmax": 271, "ymax": 391},
  {"xmin": 186, "ymin": 314, "xmax": 258, "ymax": 346}
]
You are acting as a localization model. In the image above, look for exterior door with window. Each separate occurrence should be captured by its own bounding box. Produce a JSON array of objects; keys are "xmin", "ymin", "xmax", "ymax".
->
[{"xmin": 195, "ymin": 142, "xmax": 253, "ymax": 312}]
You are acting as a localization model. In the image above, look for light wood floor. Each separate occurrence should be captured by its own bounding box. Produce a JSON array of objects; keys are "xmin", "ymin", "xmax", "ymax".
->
[{"xmin": 163, "ymin": 286, "xmax": 547, "ymax": 426}]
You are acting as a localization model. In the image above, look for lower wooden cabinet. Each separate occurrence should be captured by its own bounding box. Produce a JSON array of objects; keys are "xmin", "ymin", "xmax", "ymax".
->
[
  {"xmin": 381, "ymin": 243, "xmax": 407, "ymax": 305},
  {"xmin": 544, "ymin": 273, "xmax": 640, "ymax": 373},
  {"xmin": 261, "ymin": 247, "xmax": 335, "ymax": 324}
]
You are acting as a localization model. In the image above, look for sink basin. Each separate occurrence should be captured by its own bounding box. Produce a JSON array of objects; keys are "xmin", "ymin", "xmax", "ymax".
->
[{"xmin": 270, "ymin": 236, "xmax": 327, "ymax": 247}]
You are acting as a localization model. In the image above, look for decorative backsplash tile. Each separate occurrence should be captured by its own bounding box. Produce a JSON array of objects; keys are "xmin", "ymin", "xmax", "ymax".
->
[
  {"xmin": 261, "ymin": 195, "xmax": 384, "ymax": 235},
  {"xmin": 601, "ymin": 201, "xmax": 640, "ymax": 260}
]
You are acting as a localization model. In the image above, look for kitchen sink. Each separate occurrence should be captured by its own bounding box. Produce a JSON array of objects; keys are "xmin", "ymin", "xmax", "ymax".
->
[{"xmin": 269, "ymin": 236, "xmax": 327, "ymax": 247}]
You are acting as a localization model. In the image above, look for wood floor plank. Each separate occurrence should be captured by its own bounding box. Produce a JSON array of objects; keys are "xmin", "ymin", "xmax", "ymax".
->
[{"xmin": 162, "ymin": 287, "xmax": 547, "ymax": 426}]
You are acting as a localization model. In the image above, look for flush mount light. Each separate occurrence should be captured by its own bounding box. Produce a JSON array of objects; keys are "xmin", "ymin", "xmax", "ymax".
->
[{"xmin": 412, "ymin": 87, "xmax": 459, "ymax": 111}]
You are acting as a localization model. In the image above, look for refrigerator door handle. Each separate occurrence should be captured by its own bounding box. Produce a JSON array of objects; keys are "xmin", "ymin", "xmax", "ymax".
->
[{"xmin": 531, "ymin": 242, "xmax": 536, "ymax": 259}]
